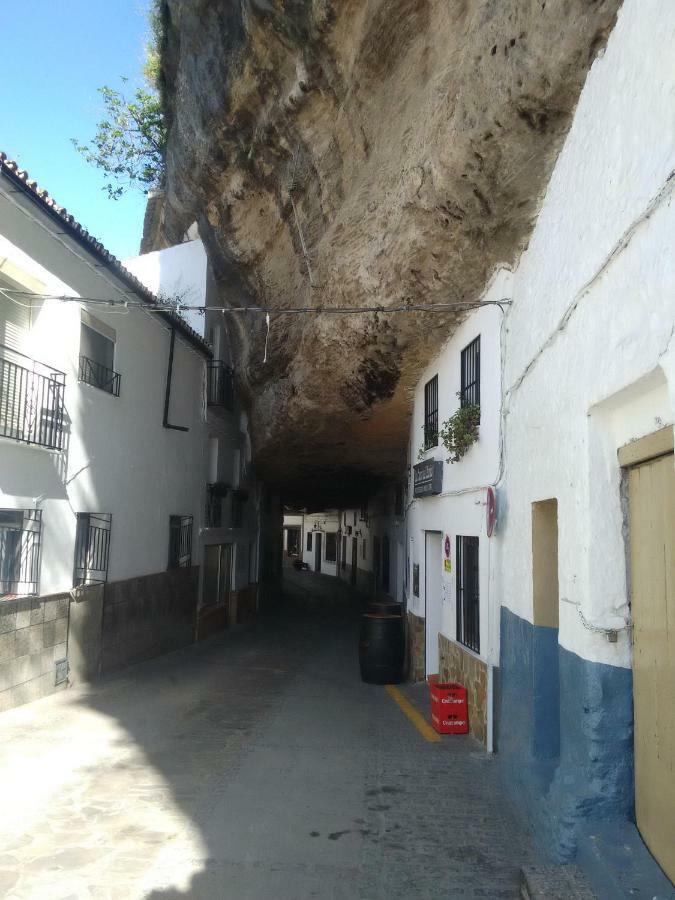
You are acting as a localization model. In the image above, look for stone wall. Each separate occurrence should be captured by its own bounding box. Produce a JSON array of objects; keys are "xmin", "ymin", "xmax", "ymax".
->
[
  {"xmin": 439, "ymin": 634, "xmax": 487, "ymax": 745},
  {"xmin": 100, "ymin": 567, "xmax": 198, "ymax": 674},
  {"xmin": 0, "ymin": 593, "xmax": 69, "ymax": 713},
  {"xmin": 407, "ymin": 611, "xmax": 425, "ymax": 683}
]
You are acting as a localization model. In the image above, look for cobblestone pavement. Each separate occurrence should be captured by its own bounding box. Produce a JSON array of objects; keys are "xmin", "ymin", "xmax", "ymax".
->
[{"xmin": 0, "ymin": 570, "xmax": 540, "ymax": 899}]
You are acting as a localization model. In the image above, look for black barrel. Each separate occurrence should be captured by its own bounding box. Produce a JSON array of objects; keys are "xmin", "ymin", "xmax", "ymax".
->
[
  {"xmin": 359, "ymin": 613, "xmax": 404, "ymax": 684},
  {"xmin": 367, "ymin": 600, "xmax": 403, "ymax": 617}
]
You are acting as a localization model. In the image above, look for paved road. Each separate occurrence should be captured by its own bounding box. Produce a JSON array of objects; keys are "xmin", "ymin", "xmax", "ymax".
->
[{"xmin": 0, "ymin": 570, "xmax": 540, "ymax": 899}]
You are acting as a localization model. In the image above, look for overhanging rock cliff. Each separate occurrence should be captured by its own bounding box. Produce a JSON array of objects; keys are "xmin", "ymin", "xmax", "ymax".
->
[{"xmin": 158, "ymin": 0, "xmax": 619, "ymax": 502}]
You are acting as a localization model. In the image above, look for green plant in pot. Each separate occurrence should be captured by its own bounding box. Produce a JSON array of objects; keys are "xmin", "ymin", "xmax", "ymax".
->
[{"xmin": 439, "ymin": 396, "xmax": 480, "ymax": 463}]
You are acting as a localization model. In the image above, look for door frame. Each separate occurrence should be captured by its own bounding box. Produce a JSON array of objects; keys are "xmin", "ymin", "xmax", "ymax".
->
[{"xmin": 424, "ymin": 530, "xmax": 443, "ymax": 678}]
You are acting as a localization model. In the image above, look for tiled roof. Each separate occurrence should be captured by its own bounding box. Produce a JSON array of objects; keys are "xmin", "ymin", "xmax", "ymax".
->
[{"xmin": 0, "ymin": 152, "xmax": 211, "ymax": 357}]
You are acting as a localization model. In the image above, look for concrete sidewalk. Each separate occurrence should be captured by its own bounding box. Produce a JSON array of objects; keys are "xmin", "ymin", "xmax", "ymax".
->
[{"xmin": 0, "ymin": 571, "xmax": 541, "ymax": 899}]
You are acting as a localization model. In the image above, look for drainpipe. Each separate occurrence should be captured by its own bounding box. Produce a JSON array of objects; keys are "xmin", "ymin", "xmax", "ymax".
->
[{"xmin": 486, "ymin": 524, "xmax": 495, "ymax": 754}]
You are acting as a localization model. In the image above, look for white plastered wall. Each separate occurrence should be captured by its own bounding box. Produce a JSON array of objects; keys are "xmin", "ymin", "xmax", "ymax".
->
[
  {"xmin": 495, "ymin": 0, "xmax": 675, "ymax": 669},
  {"xmin": 0, "ymin": 204, "xmax": 208, "ymax": 595},
  {"xmin": 406, "ymin": 287, "xmax": 505, "ymax": 666}
]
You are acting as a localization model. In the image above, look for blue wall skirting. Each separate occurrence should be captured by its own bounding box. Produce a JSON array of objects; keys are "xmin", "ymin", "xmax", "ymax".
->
[{"xmin": 496, "ymin": 606, "xmax": 634, "ymax": 861}]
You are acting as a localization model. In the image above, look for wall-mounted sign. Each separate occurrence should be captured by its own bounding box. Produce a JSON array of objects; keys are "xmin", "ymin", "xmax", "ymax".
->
[
  {"xmin": 443, "ymin": 533, "xmax": 452, "ymax": 573},
  {"xmin": 486, "ymin": 486, "xmax": 497, "ymax": 537},
  {"xmin": 413, "ymin": 460, "xmax": 443, "ymax": 498}
]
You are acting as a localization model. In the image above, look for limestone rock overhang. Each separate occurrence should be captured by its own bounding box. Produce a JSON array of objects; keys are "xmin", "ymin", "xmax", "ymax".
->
[{"xmin": 157, "ymin": 0, "xmax": 620, "ymax": 503}]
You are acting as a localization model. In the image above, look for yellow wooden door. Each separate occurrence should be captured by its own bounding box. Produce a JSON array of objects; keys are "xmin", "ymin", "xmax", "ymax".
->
[{"xmin": 628, "ymin": 451, "xmax": 675, "ymax": 883}]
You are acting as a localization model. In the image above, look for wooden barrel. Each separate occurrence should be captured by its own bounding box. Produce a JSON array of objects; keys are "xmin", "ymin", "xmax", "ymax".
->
[
  {"xmin": 367, "ymin": 600, "xmax": 403, "ymax": 616},
  {"xmin": 359, "ymin": 613, "xmax": 404, "ymax": 684}
]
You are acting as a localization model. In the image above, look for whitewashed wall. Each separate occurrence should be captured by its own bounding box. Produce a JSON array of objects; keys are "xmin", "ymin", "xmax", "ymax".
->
[
  {"xmin": 494, "ymin": 0, "xmax": 675, "ymax": 668},
  {"xmin": 405, "ymin": 287, "xmax": 505, "ymax": 666},
  {"xmin": 0, "ymin": 197, "xmax": 208, "ymax": 596},
  {"xmin": 301, "ymin": 511, "xmax": 339, "ymax": 576}
]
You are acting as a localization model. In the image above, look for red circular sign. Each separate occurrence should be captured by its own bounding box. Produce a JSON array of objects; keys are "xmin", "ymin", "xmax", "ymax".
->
[
  {"xmin": 486, "ymin": 487, "xmax": 496, "ymax": 537},
  {"xmin": 444, "ymin": 535, "xmax": 451, "ymax": 558}
]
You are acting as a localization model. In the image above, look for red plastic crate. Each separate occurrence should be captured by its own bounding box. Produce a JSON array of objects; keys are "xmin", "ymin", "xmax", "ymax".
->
[{"xmin": 428, "ymin": 676, "xmax": 469, "ymax": 734}]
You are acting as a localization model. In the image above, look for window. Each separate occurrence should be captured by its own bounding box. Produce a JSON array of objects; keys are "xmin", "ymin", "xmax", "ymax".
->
[
  {"xmin": 74, "ymin": 513, "xmax": 112, "ymax": 586},
  {"xmin": 395, "ymin": 484, "xmax": 404, "ymax": 517},
  {"xmin": 307, "ymin": 531, "xmax": 313, "ymax": 552},
  {"xmin": 79, "ymin": 317, "xmax": 121, "ymax": 396},
  {"xmin": 424, "ymin": 375, "xmax": 438, "ymax": 449},
  {"xmin": 168, "ymin": 515, "xmax": 193, "ymax": 569},
  {"xmin": 456, "ymin": 536, "xmax": 479, "ymax": 652},
  {"xmin": 460, "ymin": 336, "xmax": 480, "ymax": 408},
  {"xmin": 325, "ymin": 532, "xmax": 337, "ymax": 563},
  {"xmin": 0, "ymin": 509, "xmax": 42, "ymax": 597},
  {"xmin": 232, "ymin": 492, "xmax": 247, "ymax": 528}
]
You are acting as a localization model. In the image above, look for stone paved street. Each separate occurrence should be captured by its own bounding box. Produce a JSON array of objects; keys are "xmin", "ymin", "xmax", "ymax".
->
[{"xmin": 0, "ymin": 571, "xmax": 540, "ymax": 899}]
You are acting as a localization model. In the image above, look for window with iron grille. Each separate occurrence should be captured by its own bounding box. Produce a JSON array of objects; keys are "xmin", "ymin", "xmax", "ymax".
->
[
  {"xmin": 325, "ymin": 532, "xmax": 337, "ymax": 563},
  {"xmin": 460, "ymin": 336, "xmax": 480, "ymax": 409},
  {"xmin": 0, "ymin": 509, "xmax": 42, "ymax": 597},
  {"xmin": 168, "ymin": 515, "xmax": 193, "ymax": 569},
  {"xmin": 232, "ymin": 493, "xmax": 246, "ymax": 528},
  {"xmin": 424, "ymin": 375, "xmax": 438, "ymax": 449},
  {"xmin": 307, "ymin": 531, "xmax": 312, "ymax": 552},
  {"xmin": 79, "ymin": 321, "xmax": 121, "ymax": 397},
  {"xmin": 456, "ymin": 535, "xmax": 480, "ymax": 653},
  {"xmin": 206, "ymin": 485, "xmax": 225, "ymax": 527},
  {"xmin": 73, "ymin": 513, "xmax": 112, "ymax": 587}
]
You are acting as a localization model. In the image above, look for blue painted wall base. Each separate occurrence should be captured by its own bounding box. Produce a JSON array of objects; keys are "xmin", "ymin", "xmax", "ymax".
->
[{"xmin": 496, "ymin": 606, "xmax": 634, "ymax": 862}]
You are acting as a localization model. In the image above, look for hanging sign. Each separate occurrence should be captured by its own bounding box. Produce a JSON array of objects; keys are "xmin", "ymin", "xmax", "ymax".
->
[
  {"xmin": 413, "ymin": 460, "xmax": 443, "ymax": 498},
  {"xmin": 486, "ymin": 487, "xmax": 497, "ymax": 537}
]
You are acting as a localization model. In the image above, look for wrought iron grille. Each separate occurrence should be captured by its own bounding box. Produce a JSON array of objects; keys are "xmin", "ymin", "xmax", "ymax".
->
[
  {"xmin": 207, "ymin": 361, "xmax": 234, "ymax": 409},
  {"xmin": 456, "ymin": 535, "xmax": 480, "ymax": 653},
  {"xmin": 325, "ymin": 532, "xmax": 337, "ymax": 564},
  {"xmin": 73, "ymin": 512, "xmax": 112, "ymax": 586},
  {"xmin": 0, "ymin": 345, "xmax": 65, "ymax": 450},
  {"xmin": 168, "ymin": 515, "xmax": 193, "ymax": 568},
  {"xmin": 78, "ymin": 355, "xmax": 121, "ymax": 396},
  {"xmin": 460, "ymin": 336, "xmax": 480, "ymax": 408},
  {"xmin": 0, "ymin": 509, "xmax": 42, "ymax": 596},
  {"xmin": 423, "ymin": 375, "xmax": 438, "ymax": 449}
]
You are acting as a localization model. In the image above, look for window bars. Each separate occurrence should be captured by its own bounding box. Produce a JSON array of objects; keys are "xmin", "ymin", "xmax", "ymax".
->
[
  {"xmin": 78, "ymin": 355, "xmax": 121, "ymax": 396},
  {"xmin": 460, "ymin": 336, "xmax": 480, "ymax": 408},
  {"xmin": 168, "ymin": 515, "xmax": 193, "ymax": 569},
  {"xmin": 207, "ymin": 361, "xmax": 234, "ymax": 409},
  {"xmin": 0, "ymin": 509, "xmax": 42, "ymax": 597},
  {"xmin": 424, "ymin": 375, "xmax": 439, "ymax": 449},
  {"xmin": 73, "ymin": 513, "xmax": 112, "ymax": 587},
  {"xmin": 0, "ymin": 345, "xmax": 65, "ymax": 450},
  {"xmin": 325, "ymin": 532, "xmax": 337, "ymax": 564},
  {"xmin": 456, "ymin": 535, "xmax": 480, "ymax": 653}
]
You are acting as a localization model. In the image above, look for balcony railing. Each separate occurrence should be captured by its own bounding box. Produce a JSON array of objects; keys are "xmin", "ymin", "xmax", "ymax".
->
[
  {"xmin": 0, "ymin": 344, "xmax": 65, "ymax": 450},
  {"xmin": 79, "ymin": 355, "xmax": 121, "ymax": 396},
  {"xmin": 207, "ymin": 360, "xmax": 234, "ymax": 409}
]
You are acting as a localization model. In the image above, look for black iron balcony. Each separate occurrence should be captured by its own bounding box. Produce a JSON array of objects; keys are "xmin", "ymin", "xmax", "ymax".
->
[
  {"xmin": 207, "ymin": 360, "xmax": 234, "ymax": 409},
  {"xmin": 79, "ymin": 355, "xmax": 121, "ymax": 396},
  {"xmin": 0, "ymin": 344, "xmax": 65, "ymax": 450}
]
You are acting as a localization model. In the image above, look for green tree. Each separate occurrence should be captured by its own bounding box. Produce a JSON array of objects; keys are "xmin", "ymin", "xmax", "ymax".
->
[{"xmin": 72, "ymin": 79, "xmax": 166, "ymax": 200}]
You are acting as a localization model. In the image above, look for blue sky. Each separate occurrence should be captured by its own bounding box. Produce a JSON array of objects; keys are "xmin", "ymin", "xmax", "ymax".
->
[{"xmin": 0, "ymin": 1, "xmax": 152, "ymax": 261}]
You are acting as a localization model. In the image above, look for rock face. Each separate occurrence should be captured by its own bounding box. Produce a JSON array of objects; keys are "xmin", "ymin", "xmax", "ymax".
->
[{"xmin": 158, "ymin": 0, "xmax": 619, "ymax": 503}]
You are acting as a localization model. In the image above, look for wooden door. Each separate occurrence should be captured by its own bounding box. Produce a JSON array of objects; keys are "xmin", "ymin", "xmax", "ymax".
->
[{"xmin": 628, "ymin": 451, "xmax": 675, "ymax": 883}]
